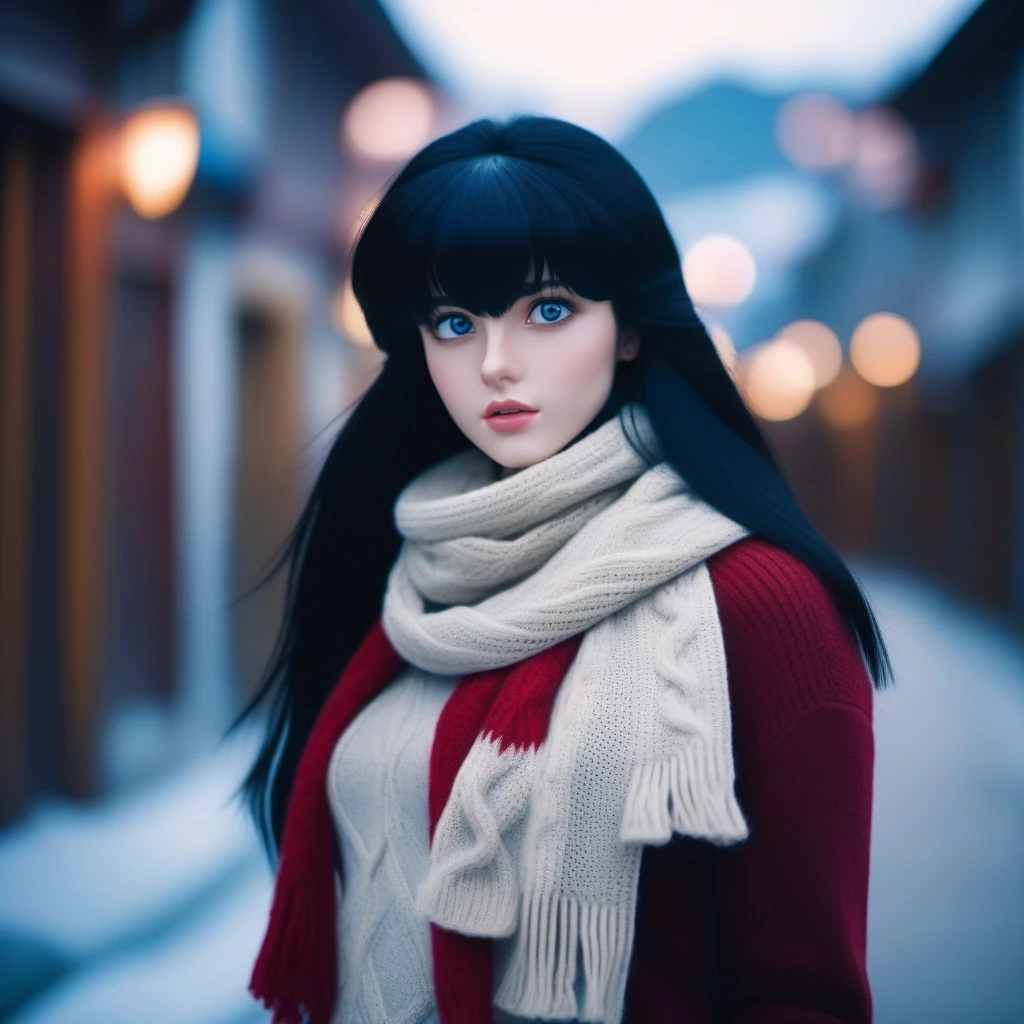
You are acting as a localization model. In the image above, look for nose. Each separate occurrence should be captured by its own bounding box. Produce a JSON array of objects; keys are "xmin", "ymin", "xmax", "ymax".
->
[{"xmin": 479, "ymin": 320, "xmax": 522, "ymax": 389}]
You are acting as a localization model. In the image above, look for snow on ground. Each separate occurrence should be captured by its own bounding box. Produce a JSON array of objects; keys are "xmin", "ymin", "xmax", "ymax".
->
[
  {"xmin": 0, "ymin": 731, "xmax": 260, "ymax": 963},
  {"xmin": 860, "ymin": 566, "xmax": 1024, "ymax": 1024},
  {"xmin": 8, "ymin": 861, "xmax": 271, "ymax": 1024},
  {"xmin": 1, "ymin": 567, "xmax": 1022, "ymax": 1023},
  {"xmin": 0, "ymin": 729, "xmax": 271, "ymax": 1023}
]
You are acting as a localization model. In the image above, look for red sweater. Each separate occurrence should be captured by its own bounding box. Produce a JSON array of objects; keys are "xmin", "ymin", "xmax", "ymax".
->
[{"xmin": 625, "ymin": 537, "xmax": 875, "ymax": 1022}]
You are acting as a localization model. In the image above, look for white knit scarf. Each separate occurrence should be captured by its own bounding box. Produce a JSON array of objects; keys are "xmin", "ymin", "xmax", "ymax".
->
[{"xmin": 381, "ymin": 407, "xmax": 750, "ymax": 1023}]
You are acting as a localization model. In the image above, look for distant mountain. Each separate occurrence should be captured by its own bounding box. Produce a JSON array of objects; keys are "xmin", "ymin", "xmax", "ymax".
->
[
  {"xmin": 619, "ymin": 79, "xmax": 860, "ymax": 349},
  {"xmin": 621, "ymin": 79, "xmax": 849, "ymax": 197}
]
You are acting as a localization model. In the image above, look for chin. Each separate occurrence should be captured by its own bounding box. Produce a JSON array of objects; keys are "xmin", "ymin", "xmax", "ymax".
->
[{"xmin": 482, "ymin": 436, "xmax": 563, "ymax": 470}]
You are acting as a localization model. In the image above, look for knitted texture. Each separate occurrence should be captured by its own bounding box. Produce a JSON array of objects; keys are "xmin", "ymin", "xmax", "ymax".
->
[
  {"xmin": 381, "ymin": 408, "xmax": 751, "ymax": 1023},
  {"xmin": 327, "ymin": 668, "xmax": 456, "ymax": 1024}
]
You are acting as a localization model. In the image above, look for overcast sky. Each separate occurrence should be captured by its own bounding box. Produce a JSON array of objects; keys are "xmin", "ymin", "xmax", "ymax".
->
[{"xmin": 382, "ymin": 0, "xmax": 982, "ymax": 137}]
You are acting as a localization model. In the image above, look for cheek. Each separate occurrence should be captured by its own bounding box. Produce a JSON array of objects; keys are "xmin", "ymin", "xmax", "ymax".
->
[
  {"xmin": 423, "ymin": 340, "xmax": 476, "ymax": 418},
  {"xmin": 546, "ymin": 321, "xmax": 618, "ymax": 391},
  {"xmin": 423, "ymin": 343, "xmax": 448, "ymax": 395}
]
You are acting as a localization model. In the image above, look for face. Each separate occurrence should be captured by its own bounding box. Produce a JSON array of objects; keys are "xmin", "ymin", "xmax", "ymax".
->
[{"xmin": 419, "ymin": 284, "xmax": 640, "ymax": 469}]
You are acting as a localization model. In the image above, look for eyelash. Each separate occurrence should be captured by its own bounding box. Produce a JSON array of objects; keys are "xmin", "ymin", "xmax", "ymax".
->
[
  {"xmin": 528, "ymin": 296, "xmax": 577, "ymax": 324},
  {"xmin": 426, "ymin": 295, "xmax": 578, "ymax": 338}
]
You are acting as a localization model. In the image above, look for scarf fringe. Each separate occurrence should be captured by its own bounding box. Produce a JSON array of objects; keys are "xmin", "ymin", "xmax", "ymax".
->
[
  {"xmin": 494, "ymin": 892, "xmax": 633, "ymax": 1024},
  {"xmin": 621, "ymin": 738, "xmax": 749, "ymax": 845},
  {"xmin": 249, "ymin": 865, "xmax": 336, "ymax": 1024}
]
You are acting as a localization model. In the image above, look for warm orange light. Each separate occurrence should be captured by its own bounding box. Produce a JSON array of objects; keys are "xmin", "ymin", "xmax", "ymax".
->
[
  {"xmin": 775, "ymin": 319, "xmax": 842, "ymax": 389},
  {"xmin": 741, "ymin": 338, "xmax": 816, "ymax": 422},
  {"xmin": 343, "ymin": 78, "xmax": 435, "ymax": 162},
  {"xmin": 683, "ymin": 234, "xmax": 757, "ymax": 308},
  {"xmin": 850, "ymin": 312, "xmax": 920, "ymax": 387},
  {"xmin": 331, "ymin": 279, "xmax": 375, "ymax": 348},
  {"xmin": 118, "ymin": 105, "xmax": 200, "ymax": 218},
  {"xmin": 776, "ymin": 93, "xmax": 856, "ymax": 171},
  {"xmin": 817, "ymin": 367, "xmax": 879, "ymax": 429}
]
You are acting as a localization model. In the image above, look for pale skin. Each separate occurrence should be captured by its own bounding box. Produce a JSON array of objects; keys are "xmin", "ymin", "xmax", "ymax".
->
[{"xmin": 419, "ymin": 283, "xmax": 641, "ymax": 470}]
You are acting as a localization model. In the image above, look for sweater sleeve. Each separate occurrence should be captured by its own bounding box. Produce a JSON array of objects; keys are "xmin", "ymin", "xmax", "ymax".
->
[{"xmin": 707, "ymin": 537, "xmax": 875, "ymax": 1024}]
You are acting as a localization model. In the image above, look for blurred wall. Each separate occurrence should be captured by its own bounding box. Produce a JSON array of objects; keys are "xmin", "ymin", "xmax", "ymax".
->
[{"xmin": 0, "ymin": 0, "xmax": 430, "ymax": 822}]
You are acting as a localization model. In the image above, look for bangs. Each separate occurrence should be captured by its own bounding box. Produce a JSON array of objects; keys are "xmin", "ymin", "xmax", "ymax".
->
[{"xmin": 352, "ymin": 155, "xmax": 632, "ymax": 346}]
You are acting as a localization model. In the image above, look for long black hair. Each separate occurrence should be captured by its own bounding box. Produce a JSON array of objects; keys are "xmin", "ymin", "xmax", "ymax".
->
[{"xmin": 236, "ymin": 115, "xmax": 892, "ymax": 857}]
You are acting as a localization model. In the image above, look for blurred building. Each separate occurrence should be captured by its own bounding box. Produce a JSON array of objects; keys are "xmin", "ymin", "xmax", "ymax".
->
[
  {"xmin": 774, "ymin": 0, "xmax": 1024, "ymax": 629},
  {"xmin": 618, "ymin": 1, "xmax": 1022, "ymax": 639},
  {"xmin": 0, "ymin": 0, "xmax": 435, "ymax": 822}
]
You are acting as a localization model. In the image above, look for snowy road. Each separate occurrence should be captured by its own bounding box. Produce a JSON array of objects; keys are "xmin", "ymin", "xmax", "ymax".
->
[
  {"xmin": 862, "ymin": 567, "xmax": 1024, "ymax": 1024},
  {"xmin": 1, "ymin": 566, "xmax": 1022, "ymax": 1023}
]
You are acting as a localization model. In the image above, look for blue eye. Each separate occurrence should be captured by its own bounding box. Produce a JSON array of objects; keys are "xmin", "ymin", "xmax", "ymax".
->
[
  {"xmin": 529, "ymin": 300, "xmax": 571, "ymax": 324},
  {"xmin": 433, "ymin": 314, "xmax": 474, "ymax": 339}
]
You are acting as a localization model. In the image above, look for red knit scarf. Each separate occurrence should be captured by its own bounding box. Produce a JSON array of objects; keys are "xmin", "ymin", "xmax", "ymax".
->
[{"xmin": 249, "ymin": 618, "xmax": 583, "ymax": 1024}]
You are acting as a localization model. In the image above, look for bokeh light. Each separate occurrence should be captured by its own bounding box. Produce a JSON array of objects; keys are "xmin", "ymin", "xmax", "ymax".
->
[
  {"xmin": 850, "ymin": 312, "xmax": 921, "ymax": 386},
  {"xmin": 775, "ymin": 319, "xmax": 843, "ymax": 388},
  {"xmin": 682, "ymin": 234, "xmax": 757, "ymax": 308},
  {"xmin": 342, "ymin": 77, "xmax": 435, "ymax": 161},
  {"xmin": 741, "ymin": 338, "xmax": 816, "ymax": 421},
  {"xmin": 331, "ymin": 279, "xmax": 375, "ymax": 348},
  {"xmin": 817, "ymin": 366, "xmax": 880, "ymax": 429},
  {"xmin": 775, "ymin": 92, "xmax": 857, "ymax": 171},
  {"xmin": 118, "ymin": 105, "xmax": 200, "ymax": 218},
  {"xmin": 848, "ymin": 106, "xmax": 918, "ymax": 206}
]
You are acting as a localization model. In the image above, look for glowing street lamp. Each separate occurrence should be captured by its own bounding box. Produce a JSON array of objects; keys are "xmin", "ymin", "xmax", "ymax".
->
[
  {"xmin": 850, "ymin": 312, "xmax": 920, "ymax": 387},
  {"xmin": 847, "ymin": 107, "xmax": 918, "ymax": 207},
  {"xmin": 343, "ymin": 78, "xmax": 435, "ymax": 162},
  {"xmin": 775, "ymin": 319, "xmax": 842, "ymax": 389},
  {"xmin": 776, "ymin": 93, "xmax": 856, "ymax": 171},
  {"xmin": 682, "ymin": 234, "xmax": 757, "ymax": 308},
  {"xmin": 118, "ymin": 104, "xmax": 200, "ymax": 218},
  {"xmin": 741, "ymin": 338, "xmax": 816, "ymax": 422}
]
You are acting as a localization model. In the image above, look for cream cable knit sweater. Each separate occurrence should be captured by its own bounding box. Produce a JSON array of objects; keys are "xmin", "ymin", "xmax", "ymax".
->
[{"xmin": 328, "ymin": 668, "xmax": 454, "ymax": 1024}]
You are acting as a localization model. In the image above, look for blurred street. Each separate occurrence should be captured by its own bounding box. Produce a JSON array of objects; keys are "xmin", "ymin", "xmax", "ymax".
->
[
  {"xmin": 1, "ymin": 565, "xmax": 1022, "ymax": 1024},
  {"xmin": 0, "ymin": 730, "xmax": 271, "ymax": 1024},
  {"xmin": 864, "ymin": 567, "xmax": 1024, "ymax": 1023}
]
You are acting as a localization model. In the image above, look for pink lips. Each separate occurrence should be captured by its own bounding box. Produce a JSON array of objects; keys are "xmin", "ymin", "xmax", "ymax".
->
[
  {"xmin": 486, "ymin": 411, "xmax": 538, "ymax": 433},
  {"xmin": 483, "ymin": 399, "xmax": 538, "ymax": 433}
]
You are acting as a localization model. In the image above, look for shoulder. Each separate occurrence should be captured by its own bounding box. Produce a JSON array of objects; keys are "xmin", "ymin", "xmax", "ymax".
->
[
  {"xmin": 707, "ymin": 536, "xmax": 851, "ymax": 641},
  {"xmin": 705, "ymin": 536, "xmax": 873, "ymax": 753}
]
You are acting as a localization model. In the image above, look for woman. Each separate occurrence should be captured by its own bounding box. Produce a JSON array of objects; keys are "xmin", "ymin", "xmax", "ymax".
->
[{"xmin": 241, "ymin": 115, "xmax": 889, "ymax": 1024}]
